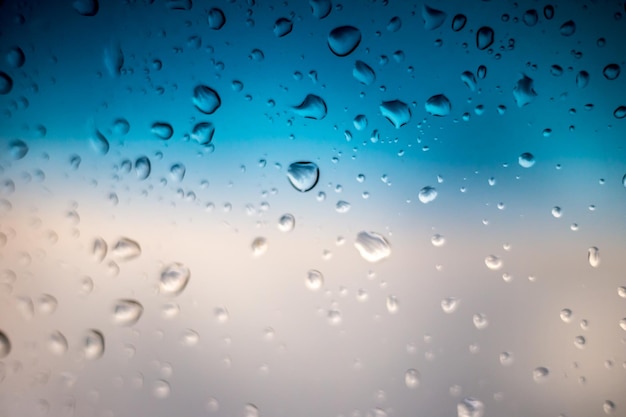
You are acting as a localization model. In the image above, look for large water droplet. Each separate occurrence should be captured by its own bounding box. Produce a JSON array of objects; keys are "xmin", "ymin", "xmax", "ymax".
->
[
  {"xmin": 48, "ymin": 330, "xmax": 68, "ymax": 355},
  {"xmin": 518, "ymin": 152, "xmax": 535, "ymax": 168},
  {"xmin": 73, "ymin": 0, "xmax": 99, "ymax": 16},
  {"xmin": 111, "ymin": 237, "xmax": 141, "ymax": 261},
  {"xmin": 353, "ymin": 60, "xmax": 376, "ymax": 85},
  {"xmin": 441, "ymin": 297, "xmax": 460, "ymax": 313},
  {"xmin": 8, "ymin": 139, "xmax": 28, "ymax": 160},
  {"xmin": 588, "ymin": 246, "xmax": 600, "ymax": 267},
  {"xmin": 274, "ymin": 18, "xmax": 293, "ymax": 37},
  {"xmin": 560, "ymin": 20, "xmax": 576, "ymax": 36},
  {"xmin": 603, "ymin": 64, "xmax": 621, "ymax": 81},
  {"xmin": 418, "ymin": 186, "xmax": 438, "ymax": 203},
  {"xmin": 309, "ymin": 0, "xmax": 331, "ymax": 19},
  {"xmin": 425, "ymin": 94, "xmax": 451, "ymax": 116},
  {"xmin": 405, "ymin": 369, "xmax": 420, "ymax": 388},
  {"xmin": 160, "ymin": 263, "xmax": 191, "ymax": 296},
  {"xmin": 6, "ymin": 47, "xmax": 25, "ymax": 68},
  {"xmin": 355, "ymin": 231, "xmax": 391, "ymax": 262},
  {"xmin": 306, "ymin": 269, "xmax": 324, "ymax": 291},
  {"xmin": 292, "ymin": 94, "xmax": 327, "ymax": 120},
  {"xmin": 603, "ymin": 401, "xmax": 616, "ymax": 415},
  {"xmin": 193, "ymin": 85, "xmax": 221, "ymax": 114},
  {"xmin": 380, "ymin": 100, "xmax": 411, "ymax": 128},
  {"xmin": 422, "ymin": 5, "xmax": 447, "ymax": 30},
  {"xmin": 328, "ymin": 26, "xmax": 362, "ymax": 57},
  {"xmin": 113, "ymin": 299, "xmax": 143, "ymax": 325},
  {"xmin": 287, "ymin": 161, "xmax": 320, "ymax": 192},
  {"xmin": 457, "ymin": 398, "xmax": 484, "ymax": 417},
  {"xmin": 151, "ymin": 122, "xmax": 173, "ymax": 140},
  {"xmin": 476, "ymin": 26, "xmax": 494, "ymax": 50},
  {"xmin": 82, "ymin": 329, "xmax": 105, "ymax": 360},
  {"xmin": 533, "ymin": 366, "xmax": 549, "ymax": 382},
  {"xmin": 513, "ymin": 74, "xmax": 537, "ymax": 107},
  {"xmin": 208, "ymin": 8, "xmax": 226, "ymax": 30},
  {"xmin": 451, "ymin": 14, "xmax": 467, "ymax": 31},
  {"xmin": 0, "ymin": 331, "xmax": 10, "ymax": 358},
  {"xmin": 135, "ymin": 156, "xmax": 151, "ymax": 180},
  {"xmin": 90, "ymin": 130, "xmax": 110, "ymax": 155},
  {"xmin": 191, "ymin": 122, "xmax": 215, "ymax": 145},
  {"xmin": 0, "ymin": 72, "xmax": 13, "ymax": 95}
]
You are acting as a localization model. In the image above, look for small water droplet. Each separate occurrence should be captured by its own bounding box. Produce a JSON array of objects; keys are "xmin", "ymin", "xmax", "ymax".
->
[
  {"xmin": 380, "ymin": 100, "xmax": 411, "ymax": 128},
  {"xmin": 485, "ymin": 255, "xmax": 502, "ymax": 270},
  {"xmin": 441, "ymin": 297, "xmax": 460, "ymax": 313},
  {"xmin": 457, "ymin": 397, "xmax": 484, "ymax": 417},
  {"xmin": 82, "ymin": 329, "xmax": 105, "ymax": 360},
  {"xmin": 135, "ymin": 156, "xmax": 151, "ymax": 180},
  {"xmin": 603, "ymin": 400, "xmax": 616, "ymax": 415},
  {"xmin": 576, "ymin": 70, "xmax": 590, "ymax": 88},
  {"xmin": 560, "ymin": 308, "xmax": 573, "ymax": 323},
  {"xmin": 190, "ymin": 122, "xmax": 215, "ymax": 146},
  {"xmin": 328, "ymin": 26, "xmax": 362, "ymax": 57},
  {"xmin": 451, "ymin": 14, "xmax": 467, "ymax": 31},
  {"xmin": 0, "ymin": 72, "xmax": 13, "ymax": 95},
  {"xmin": 73, "ymin": 0, "xmax": 99, "ymax": 16},
  {"xmin": 48, "ymin": 330, "xmax": 68, "ymax": 355},
  {"xmin": 327, "ymin": 309, "xmax": 342, "ymax": 325},
  {"xmin": 353, "ymin": 60, "xmax": 376, "ymax": 85},
  {"xmin": 251, "ymin": 237, "xmax": 268, "ymax": 256},
  {"xmin": 112, "ymin": 299, "xmax": 143, "ymax": 326},
  {"xmin": 476, "ymin": 26, "xmax": 495, "ymax": 50},
  {"xmin": 431, "ymin": 234, "xmax": 446, "ymax": 247},
  {"xmin": 386, "ymin": 295, "xmax": 399, "ymax": 314},
  {"xmin": 518, "ymin": 152, "xmax": 535, "ymax": 168},
  {"xmin": 305, "ymin": 269, "xmax": 323, "ymax": 291},
  {"xmin": 335, "ymin": 200, "xmax": 351, "ymax": 213},
  {"xmin": 277, "ymin": 214, "xmax": 295, "ymax": 232},
  {"xmin": 37, "ymin": 294, "xmax": 58, "ymax": 315},
  {"xmin": 602, "ymin": 64, "xmax": 620, "ymax": 80},
  {"xmin": 499, "ymin": 351, "xmax": 514, "ymax": 366},
  {"xmin": 418, "ymin": 186, "xmax": 438, "ymax": 203},
  {"xmin": 588, "ymin": 246, "xmax": 600, "ymax": 267},
  {"xmin": 8, "ymin": 139, "xmax": 29, "ymax": 160},
  {"xmin": 513, "ymin": 75, "xmax": 537, "ymax": 107},
  {"xmin": 292, "ymin": 94, "xmax": 327, "ymax": 120},
  {"xmin": 425, "ymin": 94, "xmax": 452, "ymax": 116},
  {"xmin": 273, "ymin": 17, "xmax": 293, "ymax": 37},
  {"xmin": 151, "ymin": 122, "xmax": 173, "ymax": 140},
  {"xmin": 533, "ymin": 366, "xmax": 549, "ymax": 383},
  {"xmin": 574, "ymin": 335, "xmax": 586, "ymax": 349},
  {"xmin": 111, "ymin": 237, "xmax": 141, "ymax": 261},
  {"xmin": 355, "ymin": 231, "xmax": 391, "ymax": 263},
  {"xmin": 6, "ymin": 46, "xmax": 26, "ymax": 68},
  {"xmin": 618, "ymin": 286, "xmax": 626, "ymax": 298},
  {"xmin": 152, "ymin": 379, "xmax": 171, "ymax": 399},
  {"xmin": 309, "ymin": 0, "xmax": 331, "ymax": 19},
  {"xmin": 560, "ymin": 20, "xmax": 576, "ymax": 36},
  {"xmin": 193, "ymin": 85, "xmax": 221, "ymax": 114},
  {"xmin": 160, "ymin": 263, "xmax": 191, "ymax": 296},
  {"xmin": 551, "ymin": 206, "xmax": 562, "ymax": 218},
  {"xmin": 619, "ymin": 318, "xmax": 626, "ymax": 331},
  {"xmin": 404, "ymin": 368, "xmax": 420, "ymax": 388},
  {"xmin": 422, "ymin": 5, "xmax": 447, "ymax": 30},
  {"xmin": 208, "ymin": 8, "xmax": 226, "ymax": 30},
  {"xmin": 473, "ymin": 313, "xmax": 488, "ymax": 329},
  {"xmin": 287, "ymin": 161, "xmax": 320, "ymax": 192},
  {"xmin": 0, "ymin": 331, "xmax": 11, "ymax": 358}
]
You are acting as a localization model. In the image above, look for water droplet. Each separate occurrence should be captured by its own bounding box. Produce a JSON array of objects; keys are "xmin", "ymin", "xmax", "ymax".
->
[
  {"xmin": 273, "ymin": 18, "xmax": 293, "ymax": 37},
  {"xmin": 404, "ymin": 369, "xmax": 420, "ymax": 388},
  {"xmin": 499, "ymin": 351, "xmax": 514, "ymax": 366},
  {"xmin": 603, "ymin": 401, "xmax": 616, "ymax": 415},
  {"xmin": 522, "ymin": 9, "xmax": 539, "ymax": 26},
  {"xmin": 544, "ymin": 5, "xmax": 555, "ymax": 19},
  {"xmin": 251, "ymin": 237, "xmax": 268, "ymax": 256},
  {"xmin": 328, "ymin": 26, "xmax": 362, "ymax": 57},
  {"xmin": 8, "ymin": 139, "xmax": 28, "ymax": 160},
  {"xmin": 473, "ymin": 313, "xmax": 488, "ymax": 329},
  {"xmin": 425, "ymin": 94, "xmax": 452, "ymax": 116},
  {"xmin": 112, "ymin": 118, "xmax": 130, "ymax": 135},
  {"xmin": 111, "ymin": 237, "xmax": 141, "ymax": 261},
  {"xmin": 48, "ymin": 330, "xmax": 68, "ymax": 355},
  {"xmin": 292, "ymin": 94, "xmax": 327, "ymax": 120},
  {"xmin": 518, "ymin": 152, "xmax": 535, "ymax": 168},
  {"xmin": 386, "ymin": 295, "xmax": 399, "ymax": 314},
  {"xmin": 430, "ymin": 234, "xmax": 446, "ymax": 247},
  {"xmin": 560, "ymin": 20, "xmax": 576, "ymax": 36},
  {"xmin": 576, "ymin": 70, "xmax": 590, "ymax": 88},
  {"xmin": 151, "ymin": 122, "xmax": 173, "ymax": 140},
  {"xmin": 533, "ymin": 366, "xmax": 549, "ymax": 383},
  {"xmin": 441, "ymin": 297, "xmax": 460, "ymax": 313},
  {"xmin": 457, "ymin": 397, "xmax": 484, "ymax": 417},
  {"xmin": 153, "ymin": 380, "xmax": 171, "ymax": 399},
  {"xmin": 112, "ymin": 299, "xmax": 143, "ymax": 326},
  {"xmin": 90, "ymin": 129, "xmax": 109, "ymax": 155},
  {"xmin": 16, "ymin": 296, "xmax": 34, "ymax": 320},
  {"xmin": 214, "ymin": 307, "xmax": 229, "ymax": 324},
  {"xmin": 208, "ymin": 8, "xmax": 226, "ymax": 30},
  {"xmin": 244, "ymin": 403, "xmax": 259, "ymax": 417},
  {"xmin": 353, "ymin": 114, "xmax": 368, "ymax": 130},
  {"xmin": 418, "ymin": 186, "xmax": 438, "ymax": 203},
  {"xmin": 37, "ymin": 294, "xmax": 58, "ymax": 315},
  {"xmin": 82, "ymin": 329, "xmax": 105, "ymax": 360},
  {"xmin": 513, "ymin": 75, "xmax": 537, "ymax": 107},
  {"xmin": 135, "ymin": 156, "xmax": 151, "ymax": 180},
  {"xmin": 169, "ymin": 163, "xmax": 186, "ymax": 182},
  {"xmin": 387, "ymin": 16, "xmax": 402, "ymax": 32},
  {"xmin": 309, "ymin": 0, "xmax": 331, "ymax": 19},
  {"xmin": 277, "ymin": 214, "xmax": 295, "ymax": 232},
  {"xmin": 602, "ymin": 64, "xmax": 620, "ymax": 80},
  {"xmin": 551, "ymin": 206, "xmax": 562, "ymax": 218},
  {"xmin": 305, "ymin": 269, "xmax": 324, "ymax": 291},
  {"xmin": 104, "ymin": 42, "xmax": 123, "ymax": 78},
  {"xmin": 614, "ymin": 106, "xmax": 626, "ymax": 119},
  {"xmin": 619, "ymin": 318, "xmax": 626, "ymax": 330},
  {"xmin": 485, "ymin": 255, "xmax": 503, "ymax": 270},
  {"xmin": 0, "ymin": 72, "xmax": 13, "ymax": 95},
  {"xmin": 353, "ymin": 60, "xmax": 376, "ymax": 85},
  {"xmin": 334, "ymin": 200, "xmax": 351, "ymax": 214},
  {"xmin": 574, "ymin": 335, "xmax": 586, "ymax": 349},
  {"xmin": 588, "ymin": 246, "xmax": 600, "ymax": 267},
  {"xmin": 380, "ymin": 100, "xmax": 411, "ymax": 128},
  {"xmin": 451, "ymin": 14, "xmax": 467, "ymax": 31},
  {"xmin": 287, "ymin": 161, "xmax": 320, "ymax": 192},
  {"xmin": 618, "ymin": 286, "xmax": 626, "ymax": 298},
  {"xmin": 73, "ymin": 0, "xmax": 99, "ymax": 16},
  {"xmin": 560, "ymin": 308, "xmax": 573, "ymax": 322},
  {"xmin": 355, "ymin": 231, "xmax": 391, "ymax": 263},
  {"xmin": 193, "ymin": 85, "xmax": 221, "ymax": 114},
  {"xmin": 327, "ymin": 309, "xmax": 342, "ymax": 325},
  {"xmin": 191, "ymin": 122, "xmax": 215, "ymax": 145},
  {"xmin": 476, "ymin": 26, "xmax": 494, "ymax": 50},
  {"xmin": 160, "ymin": 262, "xmax": 191, "ymax": 296},
  {"xmin": 0, "ymin": 331, "xmax": 11, "ymax": 358},
  {"xmin": 6, "ymin": 47, "xmax": 25, "ymax": 68},
  {"xmin": 422, "ymin": 5, "xmax": 447, "ymax": 30}
]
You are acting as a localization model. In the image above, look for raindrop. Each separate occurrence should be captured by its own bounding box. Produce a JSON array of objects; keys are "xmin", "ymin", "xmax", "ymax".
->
[
  {"xmin": 287, "ymin": 161, "xmax": 320, "ymax": 192},
  {"xmin": 191, "ymin": 122, "xmax": 215, "ymax": 145},
  {"xmin": 499, "ymin": 351, "xmax": 514, "ymax": 366},
  {"xmin": 214, "ymin": 307, "xmax": 229, "ymax": 323},
  {"xmin": 305, "ymin": 270, "xmax": 324, "ymax": 291},
  {"xmin": 82, "ymin": 329, "xmax": 105, "ymax": 360},
  {"xmin": 560, "ymin": 308, "xmax": 573, "ymax": 322},
  {"xmin": 518, "ymin": 152, "xmax": 535, "ymax": 168},
  {"xmin": 513, "ymin": 74, "xmax": 537, "ymax": 107},
  {"xmin": 588, "ymin": 246, "xmax": 600, "ymax": 267},
  {"xmin": 451, "ymin": 14, "xmax": 467, "ymax": 31},
  {"xmin": 292, "ymin": 94, "xmax": 327, "ymax": 120},
  {"xmin": 135, "ymin": 156, "xmax": 151, "ymax": 180},
  {"xmin": 37, "ymin": 294, "xmax": 58, "ymax": 315},
  {"xmin": 354, "ymin": 114, "xmax": 368, "ymax": 130},
  {"xmin": 380, "ymin": 100, "xmax": 411, "ymax": 128},
  {"xmin": 112, "ymin": 299, "xmax": 143, "ymax": 326},
  {"xmin": 90, "ymin": 130, "xmax": 109, "ymax": 155},
  {"xmin": 6, "ymin": 47, "xmax": 25, "ymax": 68},
  {"xmin": 153, "ymin": 380, "xmax": 171, "ymax": 399},
  {"xmin": 386, "ymin": 295, "xmax": 399, "ymax": 314},
  {"xmin": 422, "ymin": 5, "xmax": 447, "ymax": 30},
  {"xmin": 193, "ymin": 85, "xmax": 221, "ymax": 114},
  {"xmin": 544, "ymin": 5, "xmax": 555, "ymax": 19},
  {"xmin": 523, "ymin": 9, "xmax": 539, "ymax": 26},
  {"xmin": 151, "ymin": 122, "xmax": 173, "ymax": 140},
  {"xmin": 614, "ymin": 106, "xmax": 626, "ymax": 119},
  {"xmin": 476, "ymin": 26, "xmax": 494, "ymax": 50},
  {"xmin": 461, "ymin": 71, "xmax": 477, "ymax": 91},
  {"xmin": 0, "ymin": 331, "xmax": 10, "ymax": 358},
  {"xmin": 8, "ymin": 139, "xmax": 28, "ymax": 160},
  {"xmin": 405, "ymin": 369, "xmax": 420, "ymax": 388},
  {"xmin": 251, "ymin": 237, "xmax": 268, "ymax": 256},
  {"xmin": 208, "ymin": 8, "xmax": 226, "ymax": 30},
  {"xmin": 576, "ymin": 70, "xmax": 590, "ymax": 88},
  {"xmin": 112, "ymin": 118, "xmax": 130, "ymax": 135},
  {"xmin": 431, "ymin": 234, "xmax": 446, "ymax": 247},
  {"xmin": 441, "ymin": 297, "xmax": 460, "ymax": 313},
  {"xmin": 485, "ymin": 255, "xmax": 502, "ymax": 270},
  {"xmin": 533, "ymin": 367, "xmax": 549, "ymax": 383},
  {"xmin": 73, "ymin": 0, "xmax": 99, "ymax": 16},
  {"xmin": 551, "ymin": 206, "xmax": 562, "ymax": 218},
  {"xmin": 619, "ymin": 318, "xmax": 626, "ymax": 330},
  {"xmin": 418, "ymin": 186, "xmax": 438, "ymax": 203},
  {"xmin": 327, "ymin": 309, "xmax": 342, "ymax": 325},
  {"xmin": 244, "ymin": 403, "xmax": 260, "ymax": 417},
  {"xmin": 574, "ymin": 335, "xmax": 586, "ymax": 349},
  {"xmin": 160, "ymin": 263, "xmax": 191, "ymax": 296},
  {"xmin": 69, "ymin": 154, "xmax": 81, "ymax": 170},
  {"xmin": 457, "ymin": 397, "xmax": 484, "ymax": 417},
  {"xmin": 0, "ymin": 72, "xmax": 13, "ymax": 95},
  {"xmin": 309, "ymin": 0, "xmax": 332, "ymax": 19},
  {"xmin": 274, "ymin": 18, "xmax": 293, "ymax": 37},
  {"xmin": 48, "ymin": 331, "xmax": 68, "ymax": 355},
  {"xmin": 355, "ymin": 231, "xmax": 391, "ymax": 263},
  {"xmin": 353, "ymin": 60, "xmax": 376, "ymax": 85},
  {"xmin": 336, "ymin": 200, "xmax": 351, "ymax": 213},
  {"xmin": 328, "ymin": 26, "xmax": 362, "ymax": 57},
  {"xmin": 111, "ymin": 237, "xmax": 141, "ymax": 261},
  {"xmin": 169, "ymin": 163, "xmax": 186, "ymax": 182},
  {"xmin": 560, "ymin": 20, "xmax": 576, "ymax": 36},
  {"xmin": 603, "ymin": 64, "xmax": 621, "ymax": 80},
  {"xmin": 425, "ymin": 94, "xmax": 451, "ymax": 116},
  {"xmin": 104, "ymin": 42, "xmax": 123, "ymax": 78},
  {"xmin": 473, "ymin": 313, "xmax": 488, "ymax": 329},
  {"xmin": 278, "ymin": 214, "xmax": 295, "ymax": 232},
  {"xmin": 387, "ymin": 16, "xmax": 401, "ymax": 32},
  {"xmin": 603, "ymin": 401, "xmax": 616, "ymax": 415}
]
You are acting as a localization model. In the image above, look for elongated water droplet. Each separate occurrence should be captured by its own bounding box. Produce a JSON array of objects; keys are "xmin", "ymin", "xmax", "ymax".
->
[
  {"xmin": 191, "ymin": 122, "xmax": 215, "ymax": 145},
  {"xmin": 441, "ymin": 297, "xmax": 460, "ymax": 313},
  {"xmin": 90, "ymin": 130, "xmax": 109, "ymax": 155},
  {"xmin": 208, "ymin": 8, "xmax": 226, "ymax": 30},
  {"xmin": 160, "ymin": 263, "xmax": 191, "ymax": 296},
  {"xmin": 135, "ymin": 156, "xmax": 151, "ymax": 180},
  {"xmin": 576, "ymin": 70, "xmax": 589, "ymax": 88},
  {"xmin": 560, "ymin": 20, "xmax": 576, "ymax": 36},
  {"xmin": 306, "ymin": 269, "xmax": 324, "ymax": 291},
  {"xmin": 0, "ymin": 331, "xmax": 10, "ymax": 358},
  {"xmin": 513, "ymin": 74, "xmax": 537, "ymax": 107},
  {"xmin": 292, "ymin": 94, "xmax": 327, "ymax": 120},
  {"xmin": 425, "ymin": 94, "xmax": 451, "ymax": 116},
  {"xmin": 461, "ymin": 71, "xmax": 477, "ymax": 91},
  {"xmin": 476, "ymin": 26, "xmax": 494, "ymax": 50},
  {"xmin": 457, "ymin": 398, "xmax": 484, "ymax": 417},
  {"xmin": 328, "ymin": 26, "xmax": 362, "ymax": 57},
  {"xmin": 309, "ymin": 0, "xmax": 331, "ymax": 19},
  {"xmin": 193, "ymin": 85, "xmax": 221, "ymax": 114},
  {"xmin": 418, "ymin": 186, "xmax": 438, "ymax": 203},
  {"xmin": 353, "ymin": 60, "xmax": 376, "ymax": 85},
  {"xmin": 405, "ymin": 369, "xmax": 420, "ymax": 388},
  {"xmin": 48, "ymin": 330, "xmax": 68, "ymax": 355},
  {"xmin": 113, "ymin": 299, "xmax": 143, "ymax": 325},
  {"xmin": 387, "ymin": 16, "xmax": 402, "ymax": 32},
  {"xmin": 451, "ymin": 14, "xmax": 467, "ymax": 31},
  {"xmin": 274, "ymin": 18, "xmax": 293, "ymax": 37},
  {"xmin": 82, "ymin": 329, "xmax": 105, "ymax": 360},
  {"xmin": 151, "ymin": 122, "xmax": 173, "ymax": 140},
  {"xmin": 518, "ymin": 152, "xmax": 535, "ymax": 168},
  {"xmin": 355, "ymin": 231, "xmax": 391, "ymax": 263},
  {"xmin": 533, "ymin": 366, "xmax": 549, "ymax": 382},
  {"xmin": 588, "ymin": 246, "xmax": 600, "ymax": 267},
  {"xmin": 287, "ymin": 161, "xmax": 319, "ymax": 192},
  {"xmin": 170, "ymin": 163, "xmax": 186, "ymax": 182},
  {"xmin": 111, "ymin": 237, "xmax": 141, "ymax": 261},
  {"xmin": 104, "ymin": 42, "xmax": 123, "ymax": 78},
  {"xmin": 380, "ymin": 100, "xmax": 411, "ymax": 128}
]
